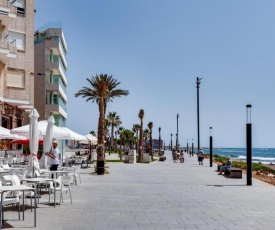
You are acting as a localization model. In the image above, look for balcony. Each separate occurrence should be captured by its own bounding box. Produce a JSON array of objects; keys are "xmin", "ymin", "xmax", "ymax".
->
[
  {"xmin": 45, "ymin": 82, "xmax": 67, "ymax": 102},
  {"xmin": 44, "ymin": 37, "xmax": 67, "ymax": 68},
  {"xmin": 0, "ymin": 0, "xmax": 16, "ymax": 26},
  {"xmin": 45, "ymin": 104, "xmax": 67, "ymax": 119},
  {"xmin": 0, "ymin": 38, "xmax": 16, "ymax": 62}
]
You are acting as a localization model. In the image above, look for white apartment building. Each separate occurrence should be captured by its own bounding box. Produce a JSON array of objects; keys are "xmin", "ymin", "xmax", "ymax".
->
[{"xmin": 34, "ymin": 22, "xmax": 67, "ymax": 127}]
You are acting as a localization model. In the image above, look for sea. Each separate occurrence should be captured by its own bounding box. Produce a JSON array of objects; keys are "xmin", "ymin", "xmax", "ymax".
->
[{"xmin": 195, "ymin": 148, "xmax": 275, "ymax": 165}]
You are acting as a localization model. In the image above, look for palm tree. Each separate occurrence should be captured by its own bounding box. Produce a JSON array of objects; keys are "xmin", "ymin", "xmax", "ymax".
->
[
  {"xmin": 138, "ymin": 109, "xmax": 144, "ymax": 162},
  {"xmin": 104, "ymin": 118, "xmax": 111, "ymax": 153},
  {"xmin": 143, "ymin": 129, "xmax": 150, "ymax": 153},
  {"xmin": 120, "ymin": 132, "xmax": 126, "ymax": 158},
  {"xmin": 75, "ymin": 74, "xmax": 129, "ymax": 160},
  {"xmin": 90, "ymin": 131, "xmax": 96, "ymax": 136},
  {"xmin": 148, "ymin": 122, "xmax": 153, "ymax": 160},
  {"xmin": 107, "ymin": 112, "xmax": 122, "ymax": 150},
  {"xmin": 158, "ymin": 127, "xmax": 161, "ymax": 156},
  {"xmin": 133, "ymin": 124, "xmax": 140, "ymax": 152},
  {"xmin": 117, "ymin": 126, "xmax": 124, "ymax": 153},
  {"xmin": 129, "ymin": 132, "xmax": 135, "ymax": 149}
]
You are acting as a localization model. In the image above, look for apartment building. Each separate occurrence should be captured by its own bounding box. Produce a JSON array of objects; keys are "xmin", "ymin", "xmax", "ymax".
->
[
  {"xmin": 0, "ymin": 0, "xmax": 34, "ymax": 128},
  {"xmin": 34, "ymin": 22, "xmax": 67, "ymax": 127}
]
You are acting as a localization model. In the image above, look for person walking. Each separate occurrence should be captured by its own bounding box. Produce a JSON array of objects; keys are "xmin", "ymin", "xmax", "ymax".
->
[
  {"xmin": 197, "ymin": 148, "xmax": 204, "ymax": 165},
  {"xmin": 46, "ymin": 140, "xmax": 60, "ymax": 171},
  {"xmin": 172, "ymin": 147, "xmax": 177, "ymax": 162}
]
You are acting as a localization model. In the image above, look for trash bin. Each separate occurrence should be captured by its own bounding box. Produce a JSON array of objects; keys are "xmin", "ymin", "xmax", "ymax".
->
[{"xmin": 97, "ymin": 160, "xmax": 105, "ymax": 175}]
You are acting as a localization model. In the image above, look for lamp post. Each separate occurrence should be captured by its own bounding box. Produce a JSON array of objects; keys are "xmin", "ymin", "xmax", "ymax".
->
[
  {"xmin": 192, "ymin": 139, "xmax": 194, "ymax": 156},
  {"xmin": 176, "ymin": 114, "xmax": 179, "ymax": 151},
  {"xmin": 187, "ymin": 139, "xmax": 189, "ymax": 152},
  {"xmin": 176, "ymin": 134, "xmax": 177, "ymax": 150},
  {"xmin": 158, "ymin": 127, "xmax": 161, "ymax": 156},
  {"xmin": 170, "ymin": 133, "xmax": 173, "ymax": 150},
  {"xmin": 246, "ymin": 104, "xmax": 252, "ymax": 186},
  {"xmin": 196, "ymin": 77, "xmax": 202, "ymax": 151},
  {"xmin": 209, "ymin": 127, "xmax": 213, "ymax": 167}
]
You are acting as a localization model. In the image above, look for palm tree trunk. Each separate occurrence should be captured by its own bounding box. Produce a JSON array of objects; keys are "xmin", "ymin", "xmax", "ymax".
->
[
  {"xmin": 150, "ymin": 131, "xmax": 153, "ymax": 160},
  {"xmin": 97, "ymin": 95, "xmax": 105, "ymax": 160},
  {"xmin": 139, "ymin": 120, "xmax": 143, "ymax": 162},
  {"xmin": 111, "ymin": 125, "xmax": 114, "ymax": 150},
  {"xmin": 119, "ymin": 139, "xmax": 122, "ymax": 160}
]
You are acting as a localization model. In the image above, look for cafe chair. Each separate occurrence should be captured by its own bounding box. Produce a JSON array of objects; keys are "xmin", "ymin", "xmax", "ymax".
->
[{"xmin": 48, "ymin": 176, "xmax": 72, "ymax": 205}]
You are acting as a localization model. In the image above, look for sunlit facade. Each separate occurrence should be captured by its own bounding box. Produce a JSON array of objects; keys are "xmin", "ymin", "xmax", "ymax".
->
[
  {"xmin": 0, "ymin": 0, "xmax": 34, "ymax": 129},
  {"xmin": 34, "ymin": 22, "xmax": 67, "ymax": 127}
]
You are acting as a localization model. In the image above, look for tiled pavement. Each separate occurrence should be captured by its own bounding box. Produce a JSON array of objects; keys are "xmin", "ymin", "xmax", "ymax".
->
[{"xmin": 3, "ymin": 151, "xmax": 275, "ymax": 230}]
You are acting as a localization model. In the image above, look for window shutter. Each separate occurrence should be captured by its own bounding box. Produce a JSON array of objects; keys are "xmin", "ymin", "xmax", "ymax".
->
[{"xmin": 7, "ymin": 71, "xmax": 24, "ymax": 88}]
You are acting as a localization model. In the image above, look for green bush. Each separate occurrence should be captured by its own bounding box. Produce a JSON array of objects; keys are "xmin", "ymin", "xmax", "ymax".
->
[{"xmin": 214, "ymin": 154, "xmax": 275, "ymax": 174}]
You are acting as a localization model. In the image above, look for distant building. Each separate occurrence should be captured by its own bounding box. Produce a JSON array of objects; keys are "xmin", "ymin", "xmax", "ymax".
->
[
  {"xmin": 152, "ymin": 139, "xmax": 163, "ymax": 150},
  {"xmin": 34, "ymin": 22, "xmax": 67, "ymax": 126},
  {"xmin": 0, "ymin": 1, "xmax": 35, "ymax": 128}
]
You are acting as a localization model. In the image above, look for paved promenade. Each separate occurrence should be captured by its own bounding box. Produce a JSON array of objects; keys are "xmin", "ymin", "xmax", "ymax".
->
[{"xmin": 4, "ymin": 151, "xmax": 275, "ymax": 230}]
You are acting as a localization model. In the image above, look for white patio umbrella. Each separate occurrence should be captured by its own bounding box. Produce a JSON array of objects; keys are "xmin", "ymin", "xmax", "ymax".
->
[
  {"xmin": 86, "ymin": 134, "xmax": 98, "ymax": 144},
  {"xmin": 29, "ymin": 108, "xmax": 40, "ymax": 177},
  {"xmin": 62, "ymin": 127, "xmax": 87, "ymax": 141},
  {"xmin": 0, "ymin": 126, "xmax": 25, "ymax": 139},
  {"xmin": 40, "ymin": 115, "xmax": 55, "ymax": 169},
  {"xmin": 11, "ymin": 120, "xmax": 71, "ymax": 140}
]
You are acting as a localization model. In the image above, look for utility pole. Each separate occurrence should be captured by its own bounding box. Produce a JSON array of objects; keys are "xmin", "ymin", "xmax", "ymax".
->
[
  {"xmin": 176, "ymin": 114, "xmax": 179, "ymax": 151},
  {"xmin": 196, "ymin": 77, "xmax": 202, "ymax": 151}
]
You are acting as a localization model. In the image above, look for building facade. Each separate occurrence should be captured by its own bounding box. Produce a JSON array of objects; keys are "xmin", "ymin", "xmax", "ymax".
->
[
  {"xmin": 34, "ymin": 22, "xmax": 67, "ymax": 127},
  {"xmin": 0, "ymin": 0, "xmax": 34, "ymax": 129}
]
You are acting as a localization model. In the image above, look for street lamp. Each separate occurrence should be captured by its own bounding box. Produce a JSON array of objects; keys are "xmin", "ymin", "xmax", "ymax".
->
[
  {"xmin": 187, "ymin": 139, "xmax": 189, "ymax": 152},
  {"xmin": 196, "ymin": 77, "xmax": 202, "ymax": 151},
  {"xmin": 192, "ymin": 138, "xmax": 194, "ymax": 156},
  {"xmin": 209, "ymin": 127, "xmax": 213, "ymax": 167},
  {"xmin": 176, "ymin": 134, "xmax": 177, "ymax": 150},
  {"xmin": 176, "ymin": 114, "xmax": 179, "ymax": 151},
  {"xmin": 246, "ymin": 104, "xmax": 252, "ymax": 186},
  {"xmin": 170, "ymin": 133, "xmax": 173, "ymax": 150},
  {"xmin": 158, "ymin": 127, "xmax": 161, "ymax": 156}
]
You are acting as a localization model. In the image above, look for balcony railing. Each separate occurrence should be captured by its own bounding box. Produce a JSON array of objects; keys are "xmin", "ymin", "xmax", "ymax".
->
[
  {"xmin": 45, "ymin": 75, "xmax": 66, "ymax": 93},
  {"xmin": 46, "ymin": 96, "xmax": 67, "ymax": 112},
  {"xmin": 45, "ymin": 54, "xmax": 67, "ymax": 72}
]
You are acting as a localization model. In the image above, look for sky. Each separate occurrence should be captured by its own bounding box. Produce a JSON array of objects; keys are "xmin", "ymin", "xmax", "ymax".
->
[{"xmin": 34, "ymin": 0, "xmax": 275, "ymax": 148}]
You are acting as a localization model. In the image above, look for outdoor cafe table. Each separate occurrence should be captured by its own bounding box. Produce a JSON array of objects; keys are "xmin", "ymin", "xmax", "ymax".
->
[
  {"xmin": 21, "ymin": 178, "xmax": 57, "ymax": 208},
  {"xmin": 0, "ymin": 185, "xmax": 36, "ymax": 229},
  {"xmin": 43, "ymin": 170, "xmax": 67, "ymax": 179}
]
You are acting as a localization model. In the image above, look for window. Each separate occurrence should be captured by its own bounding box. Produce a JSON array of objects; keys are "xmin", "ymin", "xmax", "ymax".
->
[
  {"xmin": 17, "ymin": 7, "xmax": 25, "ymax": 15},
  {"xmin": 7, "ymin": 70, "xmax": 24, "ymax": 88},
  {"xmin": 8, "ymin": 31, "xmax": 25, "ymax": 50}
]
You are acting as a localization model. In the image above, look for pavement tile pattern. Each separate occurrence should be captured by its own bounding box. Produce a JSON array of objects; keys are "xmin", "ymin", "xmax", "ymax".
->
[{"xmin": 2, "ymin": 151, "xmax": 275, "ymax": 230}]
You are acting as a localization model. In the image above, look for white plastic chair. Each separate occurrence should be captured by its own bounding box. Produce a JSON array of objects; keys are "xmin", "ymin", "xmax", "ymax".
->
[
  {"xmin": 48, "ymin": 176, "xmax": 72, "ymax": 205},
  {"xmin": 2, "ymin": 175, "xmax": 34, "ymax": 205},
  {"xmin": 66, "ymin": 167, "xmax": 82, "ymax": 185},
  {"xmin": 0, "ymin": 189, "xmax": 20, "ymax": 221}
]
